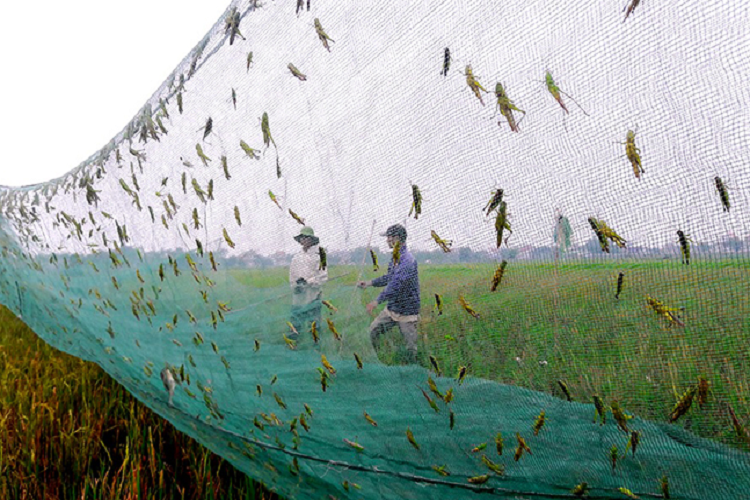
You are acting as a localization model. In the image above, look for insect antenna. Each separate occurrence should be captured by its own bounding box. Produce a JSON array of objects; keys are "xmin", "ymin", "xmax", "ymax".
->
[{"xmin": 558, "ymin": 90, "xmax": 590, "ymax": 116}]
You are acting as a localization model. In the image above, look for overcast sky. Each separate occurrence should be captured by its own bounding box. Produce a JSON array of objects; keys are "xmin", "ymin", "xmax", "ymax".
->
[
  {"xmin": 0, "ymin": 1, "xmax": 228, "ymax": 187},
  {"xmin": 1, "ymin": 0, "xmax": 748, "ymax": 256}
]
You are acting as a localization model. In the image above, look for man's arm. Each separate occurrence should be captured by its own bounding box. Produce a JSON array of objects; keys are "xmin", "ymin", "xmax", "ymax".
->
[
  {"xmin": 293, "ymin": 252, "xmax": 327, "ymax": 288},
  {"xmin": 370, "ymin": 273, "xmax": 389, "ymax": 288},
  {"xmin": 307, "ymin": 265, "xmax": 328, "ymax": 287},
  {"xmin": 358, "ymin": 262, "xmax": 391, "ymax": 289}
]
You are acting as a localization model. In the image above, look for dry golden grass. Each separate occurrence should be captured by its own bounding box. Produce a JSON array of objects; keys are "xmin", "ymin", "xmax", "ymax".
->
[{"xmin": 0, "ymin": 305, "xmax": 281, "ymax": 500}]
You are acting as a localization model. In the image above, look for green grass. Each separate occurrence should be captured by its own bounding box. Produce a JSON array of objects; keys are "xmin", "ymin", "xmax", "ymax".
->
[
  {"xmin": 2, "ymin": 257, "xmax": 748, "ymax": 499},
  {"xmin": 0, "ymin": 305, "xmax": 282, "ymax": 500},
  {"xmin": 245, "ymin": 258, "xmax": 749, "ymax": 452},
  {"xmin": 400, "ymin": 258, "xmax": 750, "ymax": 448}
]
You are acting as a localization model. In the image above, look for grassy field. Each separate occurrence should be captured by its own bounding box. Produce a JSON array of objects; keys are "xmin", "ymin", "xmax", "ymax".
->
[
  {"xmin": 406, "ymin": 258, "xmax": 750, "ymax": 448},
  {"xmin": 234, "ymin": 257, "xmax": 750, "ymax": 451},
  {"xmin": 0, "ymin": 305, "xmax": 281, "ymax": 500},
  {"xmin": 225, "ymin": 257, "xmax": 750, "ymax": 450},
  {"xmin": 1, "ymin": 257, "xmax": 747, "ymax": 499}
]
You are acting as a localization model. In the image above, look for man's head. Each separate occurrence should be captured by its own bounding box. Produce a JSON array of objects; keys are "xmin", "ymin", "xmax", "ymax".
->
[
  {"xmin": 381, "ymin": 224, "xmax": 407, "ymax": 248},
  {"xmin": 294, "ymin": 226, "xmax": 319, "ymax": 250}
]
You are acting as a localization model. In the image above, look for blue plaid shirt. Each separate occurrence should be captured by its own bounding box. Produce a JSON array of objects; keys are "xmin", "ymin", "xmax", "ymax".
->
[{"xmin": 371, "ymin": 244, "xmax": 420, "ymax": 316}]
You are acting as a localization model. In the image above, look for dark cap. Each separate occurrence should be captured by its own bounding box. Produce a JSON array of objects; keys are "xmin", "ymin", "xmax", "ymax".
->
[{"xmin": 380, "ymin": 224, "xmax": 407, "ymax": 241}]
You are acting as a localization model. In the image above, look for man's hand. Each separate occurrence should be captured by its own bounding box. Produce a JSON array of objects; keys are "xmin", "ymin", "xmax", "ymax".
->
[
  {"xmin": 366, "ymin": 300, "xmax": 378, "ymax": 315},
  {"xmin": 293, "ymin": 277, "xmax": 307, "ymax": 293},
  {"xmin": 356, "ymin": 280, "xmax": 368, "ymax": 289}
]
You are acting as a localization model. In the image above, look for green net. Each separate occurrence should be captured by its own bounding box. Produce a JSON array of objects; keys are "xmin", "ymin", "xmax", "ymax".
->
[{"xmin": 1, "ymin": 1, "xmax": 749, "ymax": 498}]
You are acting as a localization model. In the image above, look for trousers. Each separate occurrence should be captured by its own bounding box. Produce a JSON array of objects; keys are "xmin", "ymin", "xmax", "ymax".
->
[
  {"xmin": 290, "ymin": 299, "xmax": 322, "ymax": 342},
  {"xmin": 368, "ymin": 308, "xmax": 419, "ymax": 363}
]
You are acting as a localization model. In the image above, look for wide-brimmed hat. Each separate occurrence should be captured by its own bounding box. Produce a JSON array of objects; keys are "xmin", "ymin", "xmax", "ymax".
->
[
  {"xmin": 294, "ymin": 226, "xmax": 320, "ymax": 245},
  {"xmin": 380, "ymin": 224, "xmax": 407, "ymax": 241}
]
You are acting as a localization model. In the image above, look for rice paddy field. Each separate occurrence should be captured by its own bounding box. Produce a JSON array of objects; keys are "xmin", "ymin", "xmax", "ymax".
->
[
  {"xmin": 0, "ymin": 305, "xmax": 281, "ymax": 500},
  {"xmin": 2, "ymin": 257, "xmax": 748, "ymax": 499}
]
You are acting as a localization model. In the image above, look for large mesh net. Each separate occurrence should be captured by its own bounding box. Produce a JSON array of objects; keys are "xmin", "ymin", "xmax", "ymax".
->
[{"xmin": 1, "ymin": 1, "xmax": 749, "ymax": 498}]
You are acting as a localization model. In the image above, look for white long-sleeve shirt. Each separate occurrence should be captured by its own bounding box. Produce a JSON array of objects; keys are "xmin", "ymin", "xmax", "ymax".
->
[{"xmin": 289, "ymin": 244, "xmax": 328, "ymax": 306}]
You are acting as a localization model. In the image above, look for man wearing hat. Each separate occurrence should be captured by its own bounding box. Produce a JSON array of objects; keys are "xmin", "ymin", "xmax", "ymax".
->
[
  {"xmin": 289, "ymin": 226, "xmax": 327, "ymax": 339},
  {"xmin": 357, "ymin": 224, "xmax": 421, "ymax": 364}
]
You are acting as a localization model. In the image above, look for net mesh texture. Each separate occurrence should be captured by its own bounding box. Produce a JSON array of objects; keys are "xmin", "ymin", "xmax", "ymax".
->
[{"xmin": 1, "ymin": 1, "xmax": 749, "ymax": 498}]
